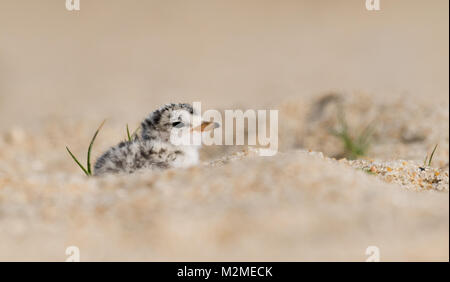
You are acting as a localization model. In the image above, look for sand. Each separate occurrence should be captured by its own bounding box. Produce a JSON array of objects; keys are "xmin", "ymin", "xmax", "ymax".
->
[
  {"xmin": 0, "ymin": 91, "xmax": 448, "ymax": 261},
  {"xmin": 0, "ymin": 0, "xmax": 448, "ymax": 261}
]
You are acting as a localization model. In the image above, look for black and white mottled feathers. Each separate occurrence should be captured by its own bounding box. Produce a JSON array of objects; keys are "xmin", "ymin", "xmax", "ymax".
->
[{"xmin": 94, "ymin": 103, "xmax": 199, "ymax": 176}]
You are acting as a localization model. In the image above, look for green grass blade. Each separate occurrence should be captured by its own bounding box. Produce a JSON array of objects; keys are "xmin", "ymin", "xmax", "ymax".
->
[
  {"xmin": 423, "ymin": 154, "xmax": 428, "ymax": 167},
  {"xmin": 428, "ymin": 144, "xmax": 438, "ymax": 166},
  {"xmin": 87, "ymin": 120, "xmax": 105, "ymax": 175},
  {"xmin": 66, "ymin": 146, "xmax": 90, "ymax": 176},
  {"xmin": 358, "ymin": 122, "xmax": 375, "ymax": 146},
  {"xmin": 131, "ymin": 126, "xmax": 140, "ymax": 139},
  {"xmin": 126, "ymin": 124, "xmax": 132, "ymax": 142}
]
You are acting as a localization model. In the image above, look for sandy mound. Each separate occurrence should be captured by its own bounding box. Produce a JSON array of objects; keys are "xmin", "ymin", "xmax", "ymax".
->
[
  {"xmin": 0, "ymin": 97, "xmax": 448, "ymax": 260},
  {"xmin": 279, "ymin": 92, "xmax": 449, "ymax": 166},
  {"xmin": 0, "ymin": 0, "xmax": 447, "ymax": 262}
]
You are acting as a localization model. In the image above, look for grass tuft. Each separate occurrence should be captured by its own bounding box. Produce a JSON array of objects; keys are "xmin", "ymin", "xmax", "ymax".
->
[
  {"xmin": 423, "ymin": 144, "xmax": 438, "ymax": 167},
  {"xmin": 126, "ymin": 124, "xmax": 132, "ymax": 142},
  {"xmin": 66, "ymin": 120, "xmax": 105, "ymax": 176},
  {"xmin": 66, "ymin": 146, "xmax": 89, "ymax": 176},
  {"xmin": 423, "ymin": 153, "xmax": 429, "ymax": 168},
  {"xmin": 125, "ymin": 124, "xmax": 140, "ymax": 142},
  {"xmin": 331, "ymin": 106, "xmax": 375, "ymax": 160}
]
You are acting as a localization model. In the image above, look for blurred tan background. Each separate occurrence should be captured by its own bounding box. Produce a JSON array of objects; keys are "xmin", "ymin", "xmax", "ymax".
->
[
  {"xmin": 0, "ymin": 1, "xmax": 449, "ymax": 261},
  {"xmin": 0, "ymin": 0, "xmax": 448, "ymax": 129}
]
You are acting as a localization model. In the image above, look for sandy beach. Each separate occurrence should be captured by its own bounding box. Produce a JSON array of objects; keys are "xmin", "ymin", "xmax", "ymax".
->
[{"xmin": 0, "ymin": 0, "xmax": 448, "ymax": 261}]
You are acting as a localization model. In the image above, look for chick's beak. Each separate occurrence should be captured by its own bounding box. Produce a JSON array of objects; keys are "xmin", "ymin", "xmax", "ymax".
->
[{"xmin": 192, "ymin": 121, "xmax": 220, "ymax": 132}]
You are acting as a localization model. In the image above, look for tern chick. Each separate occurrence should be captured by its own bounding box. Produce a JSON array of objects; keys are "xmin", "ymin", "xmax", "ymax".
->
[{"xmin": 94, "ymin": 103, "xmax": 218, "ymax": 176}]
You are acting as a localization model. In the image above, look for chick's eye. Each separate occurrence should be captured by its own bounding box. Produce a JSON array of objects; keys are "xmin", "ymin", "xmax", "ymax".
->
[{"xmin": 172, "ymin": 121, "xmax": 184, "ymax": 128}]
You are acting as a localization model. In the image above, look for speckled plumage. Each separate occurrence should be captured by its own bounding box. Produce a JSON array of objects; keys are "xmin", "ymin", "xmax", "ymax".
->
[{"xmin": 94, "ymin": 103, "xmax": 203, "ymax": 176}]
